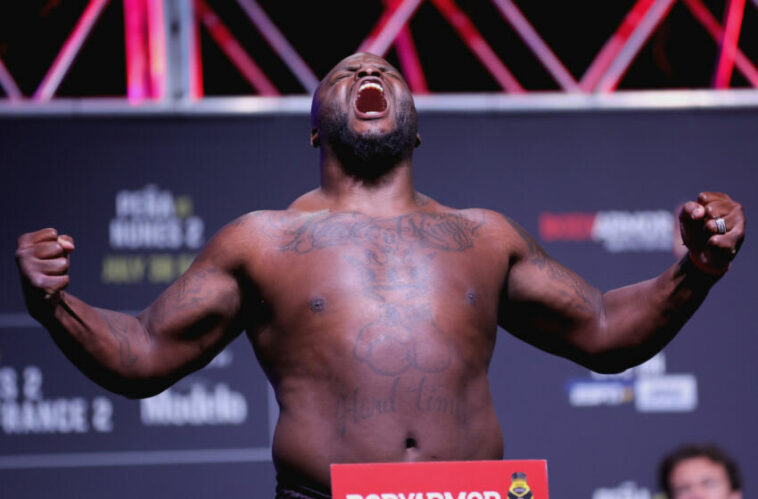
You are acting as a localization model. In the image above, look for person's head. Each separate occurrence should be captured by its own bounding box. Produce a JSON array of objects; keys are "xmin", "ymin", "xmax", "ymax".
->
[
  {"xmin": 310, "ymin": 52, "xmax": 420, "ymax": 182},
  {"xmin": 659, "ymin": 444, "xmax": 742, "ymax": 499}
]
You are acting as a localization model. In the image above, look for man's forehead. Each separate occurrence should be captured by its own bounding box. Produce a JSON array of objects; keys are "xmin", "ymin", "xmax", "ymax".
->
[
  {"xmin": 330, "ymin": 53, "xmax": 398, "ymax": 74},
  {"xmin": 672, "ymin": 457, "xmax": 727, "ymax": 479}
]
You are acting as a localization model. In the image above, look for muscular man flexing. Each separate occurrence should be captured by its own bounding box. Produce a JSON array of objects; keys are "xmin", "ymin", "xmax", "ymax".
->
[{"xmin": 16, "ymin": 53, "xmax": 745, "ymax": 497}]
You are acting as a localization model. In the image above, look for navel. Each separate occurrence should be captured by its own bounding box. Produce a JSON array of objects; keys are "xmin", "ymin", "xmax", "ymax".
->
[{"xmin": 310, "ymin": 297, "xmax": 326, "ymax": 313}]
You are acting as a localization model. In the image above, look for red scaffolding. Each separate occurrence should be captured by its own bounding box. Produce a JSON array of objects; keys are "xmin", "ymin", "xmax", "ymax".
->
[{"xmin": 0, "ymin": 0, "xmax": 756, "ymax": 101}]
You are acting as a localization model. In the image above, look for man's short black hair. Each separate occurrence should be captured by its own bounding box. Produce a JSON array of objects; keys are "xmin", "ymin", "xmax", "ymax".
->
[{"xmin": 658, "ymin": 443, "xmax": 742, "ymax": 497}]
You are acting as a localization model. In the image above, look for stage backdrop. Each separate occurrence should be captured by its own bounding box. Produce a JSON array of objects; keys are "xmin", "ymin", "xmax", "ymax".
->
[{"xmin": 1, "ymin": 107, "xmax": 756, "ymax": 499}]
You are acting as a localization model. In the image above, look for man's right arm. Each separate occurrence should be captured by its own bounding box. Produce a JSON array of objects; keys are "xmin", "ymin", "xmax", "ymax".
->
[{"xmin": 16, "ymin": 221, "xmax": 253, "ymax": 399}]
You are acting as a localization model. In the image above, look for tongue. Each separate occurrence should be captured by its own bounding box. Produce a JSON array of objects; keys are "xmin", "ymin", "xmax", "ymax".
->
[{"xmin": 356, "ymin": 87, "xmax": 387, "ymax": 113}]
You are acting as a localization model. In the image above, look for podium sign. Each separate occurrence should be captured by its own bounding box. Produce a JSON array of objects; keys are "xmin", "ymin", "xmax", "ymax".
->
[{"xmin": 331, "ymin": 460, "xmax": 548, "ymax": 499}]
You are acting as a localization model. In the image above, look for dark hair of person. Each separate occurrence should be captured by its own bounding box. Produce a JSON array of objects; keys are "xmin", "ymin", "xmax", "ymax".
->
[{"xmin": 659, "ymin": 443, "xmax": 742, "ymax": 496}]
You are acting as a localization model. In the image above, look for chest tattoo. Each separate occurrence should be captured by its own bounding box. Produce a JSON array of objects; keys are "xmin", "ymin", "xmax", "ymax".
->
[{"xmin": 269, "ymin": 211, "xmax": 485, "ymax": 378}]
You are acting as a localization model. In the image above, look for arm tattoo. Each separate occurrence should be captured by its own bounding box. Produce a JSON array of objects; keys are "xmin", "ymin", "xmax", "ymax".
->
[
  {"xmin": 101, "ymin": 312, "xmax": 138, "ymax": 368},
  {"xmin": 172, "ymin": 265, "xmax": 221, "ymax": 311},
  {"xmin": 505, "ymin": 216, "xmax": 601, "ymax": 315}
]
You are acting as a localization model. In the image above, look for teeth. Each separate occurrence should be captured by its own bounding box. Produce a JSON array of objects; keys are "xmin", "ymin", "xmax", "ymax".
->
[{"xmin": 359, "ymin": 82, "xmax": 383, "ymax": 93}]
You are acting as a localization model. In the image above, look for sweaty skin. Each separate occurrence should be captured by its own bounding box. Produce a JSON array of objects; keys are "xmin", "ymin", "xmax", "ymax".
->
[{"xmin": 16, "ymin": 54, "xmax": 746, "ymax": 493}]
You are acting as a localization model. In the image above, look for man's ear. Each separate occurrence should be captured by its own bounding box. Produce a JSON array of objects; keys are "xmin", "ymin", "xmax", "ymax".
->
[
  {"xmin": 415, "ymin": 133, "xmax": 422, "ymax": 148},
  {"xmin": 310, "ymin": 128, "xmax": 320, "ymax": 148}
]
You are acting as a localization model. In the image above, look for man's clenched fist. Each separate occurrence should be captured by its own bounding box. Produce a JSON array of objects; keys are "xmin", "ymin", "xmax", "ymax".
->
[
  {"xmin": 679, "ymin": 192, "xmax": 745, "ymax": 275},
  {"xmin": 16, "ymin": 228, "xmax": 75, "ymax": 301}
]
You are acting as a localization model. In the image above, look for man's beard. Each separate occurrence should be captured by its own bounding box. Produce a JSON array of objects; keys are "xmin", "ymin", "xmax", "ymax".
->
[{"xmin": 322, "ymin": 106, "xmax": 417, "ymax": 183}]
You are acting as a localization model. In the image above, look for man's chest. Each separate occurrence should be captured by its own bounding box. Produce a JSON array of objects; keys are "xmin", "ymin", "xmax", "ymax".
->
[
  {"xmin": 242, "ymin": 210, "xmax": 509, "ymax": 373},
  {"xmin": 259, "ymin": 211, "xmax": 503, "ymax": 297},
  {"xmin": 249, "ymin": 212, "xmax": 508, "ymax": 333}
]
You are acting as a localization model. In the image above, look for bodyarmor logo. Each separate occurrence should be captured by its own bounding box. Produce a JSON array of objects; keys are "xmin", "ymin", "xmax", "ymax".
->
[
  {"xmin": 539, "ymin": 210, "xmax": 675, "ymax": 253},
  {"xmin": 507, "ymin": 472, "xmax": 533, "ymax": 499}
]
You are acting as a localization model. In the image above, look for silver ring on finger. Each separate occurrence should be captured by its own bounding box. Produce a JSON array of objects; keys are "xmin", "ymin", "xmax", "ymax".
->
[{"xmin": 715, "ymin": 217, "xmax": 727, "ymax": 235}]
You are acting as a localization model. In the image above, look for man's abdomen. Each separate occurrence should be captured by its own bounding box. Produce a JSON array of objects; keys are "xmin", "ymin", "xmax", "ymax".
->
[{"xmin": 269, "ymin": 367, "xmax": 503, "ymax": 490}]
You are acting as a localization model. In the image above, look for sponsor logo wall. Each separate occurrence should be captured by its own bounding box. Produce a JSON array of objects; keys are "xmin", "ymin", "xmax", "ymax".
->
[
  {"xmin": 104, "ymin": 184, "xmax": 204, "ymax": 285},
  {"xmin": 539, "ymin": 210, "xmax": 676, "ymax": 253},
  {"xmin": 566, "ymin": 352, "xmax": 698, "ymax": 413},
  {"xmin": 592, "ymin": 481, "xmax": 652, "ymax": 499},
  {"xmin": 0, "ymin": 110, "xmax": 755, "ymax": 498}
]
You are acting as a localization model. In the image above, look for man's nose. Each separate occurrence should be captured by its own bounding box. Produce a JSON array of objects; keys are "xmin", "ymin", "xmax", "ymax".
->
[{"xmin": 356, "ymin": 66, "xmax": 382, "ymax": 79}]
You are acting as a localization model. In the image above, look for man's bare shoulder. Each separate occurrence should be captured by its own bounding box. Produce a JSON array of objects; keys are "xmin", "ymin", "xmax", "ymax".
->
[
  {"xmin": 432, "ymin": 205, "xmax": 508, "ymax": 236},
  {"xmin": 198, "ymin": 210, "xmax": 307, "ymax": 265},
  {"xmin": 218, "ymin": 209, "xmax": 318, "ymax": 242},
  {"xmin": 438, "ymin": 205, "xmax": 537, "ymax": 257}
]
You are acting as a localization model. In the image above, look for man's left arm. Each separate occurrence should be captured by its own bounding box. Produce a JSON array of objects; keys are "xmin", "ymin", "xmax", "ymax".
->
[{"xmin": 498, "ymin": 192, "xmax": 745, "ymax": 373}]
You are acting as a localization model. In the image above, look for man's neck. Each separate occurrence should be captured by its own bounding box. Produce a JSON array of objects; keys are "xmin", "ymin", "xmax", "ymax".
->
[{"xmin": 317, "ymin": 154, "xmax": 419, "ymax": 214}]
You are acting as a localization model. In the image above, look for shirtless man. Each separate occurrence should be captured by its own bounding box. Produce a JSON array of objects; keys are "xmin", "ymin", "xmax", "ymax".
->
[{"xmin": 16, "ymin": 53, "xmax": 745, "ymax": 498}]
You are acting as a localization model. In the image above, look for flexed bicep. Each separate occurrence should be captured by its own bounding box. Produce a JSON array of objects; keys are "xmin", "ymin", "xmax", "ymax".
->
[
  {"xmin": 136, "ymin": 237, "xmax": 247, "ymax": 386},
  {"xmin": 497, "ymin": 216, "xmax": 604, "ymax": 361}
]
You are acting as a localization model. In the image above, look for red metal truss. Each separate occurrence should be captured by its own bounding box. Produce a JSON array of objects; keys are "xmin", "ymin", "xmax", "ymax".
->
[
  {"xmin": 34, "ymin": 0, "xmax": 111, "ymax": 101},
  {"xmin": 594, "ymin": 0, "xmax": 678, "ymax": 93},
  {"xmin": 0, "ymin": 57, "xmax": 22, "ymax": 100},
  {"xmin": 430, "ymin": 0, "xmax": 524, "ymax": 92},
  {"xmin": 190, "ymin": 7, "xmax": 204, "ymax": 100},
  {"xmin": 357, "ymin": 0, "xmax": 758, "ymax": 94},
  {"xmin": 1, "ymin": 0, "xmax": 757, "ymax": 101},
  {"xmin": 712, "ymin": 0, "xmax": 747, "ymax": 87},
  {"xmin": 580, "ymin": 0, "xmax": 657, "ymax": 92},
  {"xmin": 683, "ymin": 0, "xmax": 758, "ymax": 86},
  {"xmin": 236, "ymin": 0, "xmax": 319, "ymax": 93},
  {"xmin": 383, "ymin": 0, "xmax": 428, "ymax": 94},
  {"xmin": 359, "ymin": 0, "xmax": 425, "ymax": 56},
  {"xmin": 359, "ymin": 0, "xmax": 523, "ymax": 92},
  {"xmin": 195, "ymin": 0, "xmax": 278, "ymax": 96},
  {"xmin": 491, "ymin": 0, "xmax": 579, "ymax": 92},
  {"xmin": 123, "ymin": 0, "xmax": 166, "ymax": 101}
]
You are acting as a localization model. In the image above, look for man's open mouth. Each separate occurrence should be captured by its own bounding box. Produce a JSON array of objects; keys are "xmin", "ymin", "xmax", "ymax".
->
[{"xmin": 355, "ymin": 80, "xmax": 388, "ymax": 117}]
